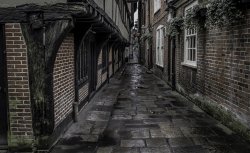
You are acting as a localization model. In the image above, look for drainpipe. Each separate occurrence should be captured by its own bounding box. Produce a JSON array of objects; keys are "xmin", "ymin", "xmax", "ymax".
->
[
  {"xmin": 171, "ymin": 5, "xmax": 177, "ymax": 90},
  {"xmin": 73, "ymin": 102, "xmax": 78, "ymax": 122},
  {"xmin": 138, "ymin": 0, "xmax": 142, "ymax": 63}
]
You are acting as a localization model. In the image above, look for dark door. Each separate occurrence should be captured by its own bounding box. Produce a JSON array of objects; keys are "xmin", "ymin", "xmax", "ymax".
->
[
  {"xmin": 168, "ymin": 36, "xmax": 176, "ymax": 89},
  {"xmin": 0, "ymin": 25, "xmax": 8, "ymax": 147},
  {"xmin": 168, "ymin": 36, "xmax": 171, "ymax": 82},
  {"xmin": 112, "ymin": 47, "xmax": 115, "ymax": 74},
  {"xmin": 88, "ymin": 40, "xmax": 97, "ymax": 98},
  {"xmin": 148, "ymin": 45, "xmax": 153, "ymax": 69}
]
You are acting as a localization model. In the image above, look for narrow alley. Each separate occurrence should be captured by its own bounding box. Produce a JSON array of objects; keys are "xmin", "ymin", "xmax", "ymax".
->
[
  {"xmin": 51, "ymin": 63, "xmax": 250, "ymax": 153},
  {"xmin": 0, "ymin": 0, "xmax": 250, "ymax": 152}
]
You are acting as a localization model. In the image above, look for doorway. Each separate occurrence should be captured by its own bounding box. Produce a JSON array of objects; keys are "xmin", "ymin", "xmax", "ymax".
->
[
  {"xmin": 0, "ymin": 24, "xmax": 8, "ymax": 147},
  {"xmin": 88, "ymin": 38, "xmax": 97, "ymax": 99},
  {"xmin": 168, "ymin": 36, "xmax": 176, "ymax": 89}
]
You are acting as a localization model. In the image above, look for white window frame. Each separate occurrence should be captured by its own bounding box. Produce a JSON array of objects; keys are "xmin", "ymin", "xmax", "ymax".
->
[
  {"xmin": 154, "ymin": 0, "xmax": 161, "ymax": 13},
  {"xmin": 156, "ymin": 25, "xmax": 165, "ymax": 67},
  {"xmin": 182, "ymin": 0, "xmax": 198, "ymax": 68}
]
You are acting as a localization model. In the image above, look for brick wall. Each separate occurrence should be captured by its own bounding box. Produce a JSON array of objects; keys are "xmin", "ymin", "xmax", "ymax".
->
[
  {"xmin": 102, "ymin": 72, "xmax": 107, "ymax": 83},
  {"xmin": 53, "ymin": 33, "xmax": 75, "ymax": 126},
  {"xmin": 174, "ymin": 4, "xmax": 250, "ymax": 127},
  {"xmin": 97, "ymin": 50, "xmax": 103, "ymax": 89},
  {"xmin": 5, "ymin": 23, "xmax": 33, "ymax": 146},
  {"xmin": 199, "ymin": 9, "xmax": 250, "ymax": 126},
  {"xmin": 101, "ymin": 48, "xmax": 109, "ymax": 83}
]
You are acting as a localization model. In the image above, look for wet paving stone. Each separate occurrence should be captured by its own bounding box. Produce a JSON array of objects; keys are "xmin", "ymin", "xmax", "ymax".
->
[
  {"xmin": 172, "ymin": 145, "xmax": 210, "ymax": 153},
  {"xmin": 140, "ymin": 147, "xmax": 172, "ymax": 153},
  {"xmin": 51, "ymin": 64, "xmax": 250, "ymax": 153},
  {"xmin": 130, "ymin": 129, "xmax": 150, "ymax": 138},
  {"xmin": 111, "ymin": 114, "xmax": 133, "ymax": 120},
  {"xmin": 168, "ymin": 137, "xmax": 195, "ymax": 147},
  {"xmin": 145, "ymin": 138, "xmax": 169, "ymax": 147},
  {"xmin": 120, "ymin": 139, "xmax": 145, "ymax": 147},
  {"xmin": 86, "ymin": 111, "xmax": 111, "ymax": 122},
  {"xmin": 160, "ymin": 126, "xmax": 185, "ymax": 138},
  {"xmin": 125, "ymin": 124, "xmax": 159, "ymax": 129},
  {"xmin": 112, "ymin": 147, "xmax": 139, "ymax": 153},
  {"xmin": 96, "ymin": 146, "xmax": 113, "ymax": 153},
  {"xmin": 180, "ymin": 127, "xmax": 217, "ymax": 137},
  {"xmin": 149, "ymin": 129, "xmax": 165, "ymax": 138}
]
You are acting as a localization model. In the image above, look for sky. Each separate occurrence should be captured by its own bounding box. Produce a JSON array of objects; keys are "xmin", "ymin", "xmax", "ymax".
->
[{"xmin": 134, "ymin": 6, "xmax": 138, "ymax": 23}]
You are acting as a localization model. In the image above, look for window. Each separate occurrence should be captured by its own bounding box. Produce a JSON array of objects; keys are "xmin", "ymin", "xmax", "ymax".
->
[
  {"xmin": 183, "ymin": 1, "xmax": 198, "ymax": 68},
  {"xmin": 78, "ymin": 39, "xmax": 88, "ymax": 85},
  {"xmin": 154, "ymin": 0, "xmax": 161, "ymax": 13},
  {"xmin": 156, "ymin": 25, "xmax": 165, "ymax": 67},
  {"xmin": 102, "ymin": 44, "xmax": 108, "ymax": 68}
]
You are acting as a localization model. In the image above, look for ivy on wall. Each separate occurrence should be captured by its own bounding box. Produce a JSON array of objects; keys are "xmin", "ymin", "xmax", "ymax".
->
[
  {"xmin": 205, "ymin": 0, "xmax": 244, "ymax": 28},
  {"xmin": 166, "ymin": 0, "xmax": 245, "ymax": 35},
  {"xmin": 166, "ymin": 17, "xmax": 184, "ymax": 36},
  {"xmin": 184, "ymin": 5, "xmax": 207, "ymax": 29}
]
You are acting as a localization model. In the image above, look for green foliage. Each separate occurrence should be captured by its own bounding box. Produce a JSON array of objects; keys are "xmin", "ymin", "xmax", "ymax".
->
[
  {"xmin": 166, "ymin": 17, "xmax": 184, "ymax": 36},
  {"xmin": 206, "ymin": 0, "xmax": 244, "ymax": 28},
  {"xmin": 184, "ymin": 5, "xmax": 207, "ymax": 29},
  {"xmin": 140, "ymin": 28, "xmax": 153, "ymax": 45}
]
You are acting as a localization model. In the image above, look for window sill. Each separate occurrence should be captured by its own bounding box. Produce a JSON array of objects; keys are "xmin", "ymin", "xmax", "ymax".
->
[
  {"xmin": 155, "ymin": 64, "xmax": 164, "ymax": 71},
  {"xmin": 156, "ymin": 63, "xmax": 163, "ymax": 67},
  {"xmin": 181, "ymin": 62, "xmax": 197, "ymax": 69}
]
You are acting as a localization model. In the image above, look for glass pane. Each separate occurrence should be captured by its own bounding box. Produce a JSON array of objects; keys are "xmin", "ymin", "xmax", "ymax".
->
[
  {"xmin": 193, "ymin": 49, "xmax": 196, "ymax": 61},
  {"xmin": 191, "ymin": 49, "xmax": 193, "ymax": 61},
  {"xmin": 188, "ymin": 37, "xmax": 190, "ymax": 48},
  {"xmin": 191, "ymin": 36, "xmax": 193, "ymax": 48},
  {"xmin": 193, "ymin": 37, "xmax": 196, "ymax": 48}
]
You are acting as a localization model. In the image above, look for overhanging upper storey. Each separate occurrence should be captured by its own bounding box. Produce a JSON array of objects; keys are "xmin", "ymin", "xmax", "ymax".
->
[{"xmin": 0, "ymin": 0, "xmax": 133, "ymax": 42}]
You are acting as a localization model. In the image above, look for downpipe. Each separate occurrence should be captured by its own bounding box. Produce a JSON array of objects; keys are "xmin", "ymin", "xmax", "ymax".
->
[{"xmin": 73, "ymin": 102, "xmax": 78, "ymax": 122}]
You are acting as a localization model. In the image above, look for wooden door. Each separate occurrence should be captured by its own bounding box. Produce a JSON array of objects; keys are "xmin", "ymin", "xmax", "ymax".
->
[
  {"xmin": 88, "ymin": 40, "xmax": 97, "ymax": 98},
  {"xmin": 0, "ymin": 24, "xmax": 8, "ymax": 147}
]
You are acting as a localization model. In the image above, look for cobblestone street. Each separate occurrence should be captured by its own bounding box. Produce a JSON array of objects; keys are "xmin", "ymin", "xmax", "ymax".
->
[{"xmin": 51, "ymin": 64, "xmax": 250, "ymax": 153}]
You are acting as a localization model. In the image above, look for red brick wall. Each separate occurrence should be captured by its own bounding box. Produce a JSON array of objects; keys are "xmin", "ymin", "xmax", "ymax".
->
[
  {"xmin": 175, "ymin": 6, "xmax": 250, "ymax": 127},
  {"xmin": 53, "ymin": 33, "xmax": 75, "ymax": 126},
  {"xmin": 5, "ymin": 23, "xmax": 33, "ymax": 145},
  {"xmin": 199, "ymin": 9, "xmax": 250, "ymax": 125}
]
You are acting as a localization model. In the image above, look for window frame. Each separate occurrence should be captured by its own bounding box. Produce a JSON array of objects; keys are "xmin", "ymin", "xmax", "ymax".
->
[
  {"xmin": 156, "ymin": 25, "xmax": 165, "ymax": 67},
  {"xmin": 182, "ymin": 0, "xmax": 198, "ymax": 68},
  {"xmin": 154, "ymin": 0, "xmax": 161, "ymax": 13}
]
